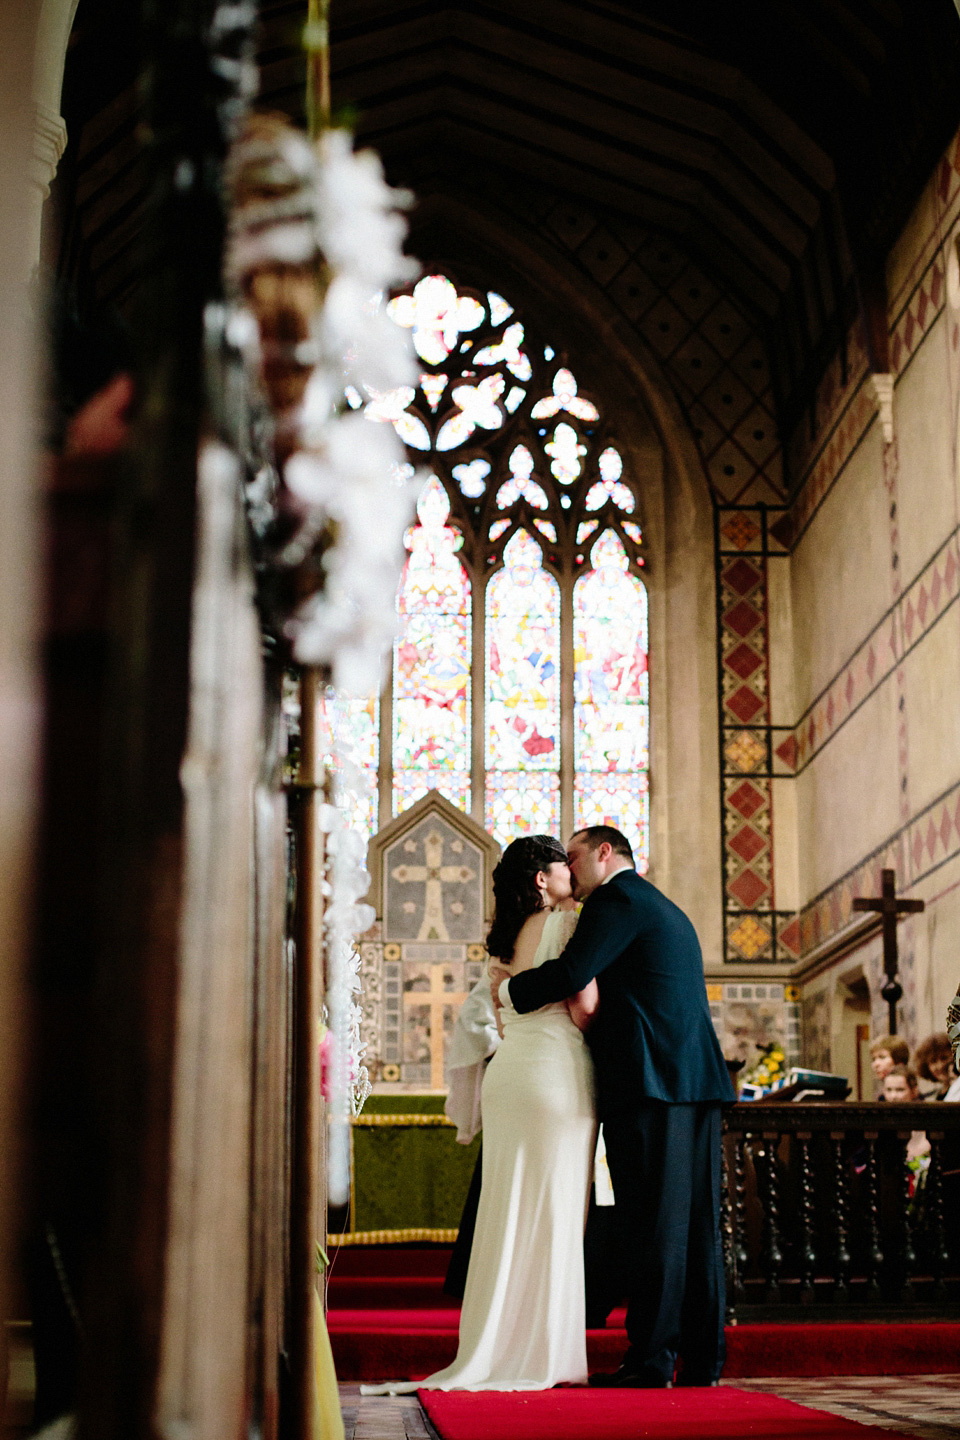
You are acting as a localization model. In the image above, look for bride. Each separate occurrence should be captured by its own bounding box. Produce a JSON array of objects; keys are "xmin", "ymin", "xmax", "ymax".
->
[{"xmin": 363, "ymin": 834, "xmax": 599, "ymax": 1393}]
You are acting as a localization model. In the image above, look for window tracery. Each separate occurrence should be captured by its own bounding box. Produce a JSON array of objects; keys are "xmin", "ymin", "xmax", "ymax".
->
[
  {"xmin": 356, "ymin": 273, "xmax": 650, "ymax": 869},
  {"xmin": 392, "ymin": 475, "xmax": 471, "ymax": 815}
]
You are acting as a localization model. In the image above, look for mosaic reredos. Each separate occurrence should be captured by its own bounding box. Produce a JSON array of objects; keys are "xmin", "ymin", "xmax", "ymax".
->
[{"xmin": 383, "ymin": 812, "xmax": 485, "ymax": 943}]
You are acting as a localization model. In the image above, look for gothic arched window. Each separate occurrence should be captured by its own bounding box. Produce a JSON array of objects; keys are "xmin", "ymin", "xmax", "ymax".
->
[
  {"xmin": 393, "ymin": 475, "xmax": 472, "ymax": 815},
  {"xmin": 351, "ymin": 273, "xmax": 650, "ymax": 868},
  {"xmin": 485, "ymin": 528, "xmax": 561, "ymax": 845}
]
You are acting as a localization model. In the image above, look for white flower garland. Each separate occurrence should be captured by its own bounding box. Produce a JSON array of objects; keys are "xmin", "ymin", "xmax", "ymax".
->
[
  {"xmin": 283, "ymin": 131, "xmax": 417, "ymax": 1204},
  {"xmin": 319, "ymin": 742, "xmax": 375, "ymax": 1206},
  {"xmin": 285, "ymin": 129, "xmax": 419, "ymax": 695}
]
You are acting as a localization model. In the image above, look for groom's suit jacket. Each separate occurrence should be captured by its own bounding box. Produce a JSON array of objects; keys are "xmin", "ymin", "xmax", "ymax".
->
[{"xmin": 507, "ymin": 869, "xmax": 734, "ymax": 1119}]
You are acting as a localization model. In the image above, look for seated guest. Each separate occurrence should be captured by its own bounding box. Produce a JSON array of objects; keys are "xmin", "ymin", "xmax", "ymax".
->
[
  {"xmin": 913, "ymin": 1032, "xmax": 957, "ymax": 1100},
  {"xmin": 883, "ymin": 1063, "xmax": 919, "ymax": 1103},
  {"xmin": 883, "ymin": 1065, "xmax": 931, "ymax": 1199},
  {"xmin": 870, "ymin": 1033, "xmax": 909, "ymax": 1096}
]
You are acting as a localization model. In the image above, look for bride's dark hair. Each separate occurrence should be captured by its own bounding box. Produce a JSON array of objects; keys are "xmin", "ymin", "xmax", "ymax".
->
[{"xmin": 486, "ymin": 834, "xmax": 568, "ymax": 961}]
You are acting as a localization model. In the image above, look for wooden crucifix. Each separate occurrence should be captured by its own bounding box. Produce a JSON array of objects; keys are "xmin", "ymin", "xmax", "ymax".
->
[{"xmin": 852, "ymin": 869, "xmax": 924, "ymax": 1034}]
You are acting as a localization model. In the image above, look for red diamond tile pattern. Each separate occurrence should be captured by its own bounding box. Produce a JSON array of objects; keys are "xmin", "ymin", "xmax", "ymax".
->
[
  {"xmin": 723, "ymin": 599, "xmax": 761, "ymax": 638},
  {"xmin": 777, "ymin": 531, "xmax": 960, "ymax": 773},
  {"xmin": 719, "ymin": 532, "xmax": 772, "ymax": 921},
  {"xmin": 544, "ymin": 203, "xmax": 785, "ymax": 507},
  {"xmin": 726, "ymin": 685, "xmax": 765, "ymax": 723},
  {"xmin": 727, "ymin": 867, "xmax": 768, "ymax": 908},
  {"xmin": 728, "ymin": 825, "xmax": 766, "ymax": 864},
  {"xmin": 776, "ymin": 917, "xmax": 801, "ymax": 958},
  {"xmin": 724, "ymin": 642, "xmax": 763, "ymax": 680},
  {"xmin": 722, "ymin": 558, "xmax": 762, "ymax": 596},
  {"xmin": 799, "ymin": 776, "xmax": 960, "ymax": 955},
  {"xmin": 727, "ymin": 780, "xmax": 766, "ymax": 819}
]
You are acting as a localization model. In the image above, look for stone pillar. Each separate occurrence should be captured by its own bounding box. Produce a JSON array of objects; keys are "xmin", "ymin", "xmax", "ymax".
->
[
  {"xmin": 0, "ymin": 0, "xmax": 77, "ymax": 1342},
  {"xmin": 27, "ymin": 0, "xmax": 79, "ymax": 263},
  {"xmin": 0, "ymin": 0, "xmax": 45, "ymax": 1351}
]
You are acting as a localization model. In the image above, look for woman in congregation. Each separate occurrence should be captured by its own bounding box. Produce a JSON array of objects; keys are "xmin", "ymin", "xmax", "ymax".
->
[
  {"xmin": 913, "ymin": 1031, "xmax": 959, "ymax": 1101},
  {"xmin": 362, "ymin": 834, "xmax": 599, "ymax": 1394}
]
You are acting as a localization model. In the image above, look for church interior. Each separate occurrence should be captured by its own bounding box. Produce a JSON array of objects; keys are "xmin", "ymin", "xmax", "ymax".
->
[{"xmin": 3, "ymin": 2, "xmax": 960, "ymax": 1437}]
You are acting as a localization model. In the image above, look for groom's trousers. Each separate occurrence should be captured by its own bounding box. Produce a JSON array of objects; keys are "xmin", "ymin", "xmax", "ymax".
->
[{"xmin": 603, "ymin": 1100, "xmax": 726, "ymax": 1385}]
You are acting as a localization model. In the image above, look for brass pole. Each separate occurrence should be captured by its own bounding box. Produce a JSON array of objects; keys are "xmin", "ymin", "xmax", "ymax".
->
[
  {"xmin": 305, "ymin": 0, "xmax": 331, "ymax": 140},
  {"xmin": 292, "ymin": 667, "xmax": 324, "ymax": 1436}
]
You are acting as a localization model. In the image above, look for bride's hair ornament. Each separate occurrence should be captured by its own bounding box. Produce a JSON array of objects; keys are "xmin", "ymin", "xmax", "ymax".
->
[{"xmin": 486, "ymin": 834, "xmax": 567, "ymax": 960}]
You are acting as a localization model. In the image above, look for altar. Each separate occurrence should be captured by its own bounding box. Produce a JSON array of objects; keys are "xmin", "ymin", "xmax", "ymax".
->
[
  {"xmin": 331, "ymin": 1094, "xmax": 481, "ymax": 1244},
  {"xmin": 336, "ymin": 792, "xmax": 499, "ymax": 1243}
]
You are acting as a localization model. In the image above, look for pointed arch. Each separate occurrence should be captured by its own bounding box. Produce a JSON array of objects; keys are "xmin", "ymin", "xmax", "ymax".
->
[
  {"xmin": 392, "ymin": 475, "xmax": 472, "ymax": 814},
  {"xmin": 573, "ymin": 530, "xmax": 649, "ymax": 868},
  {"xmin": 484, "ymin": 529, "xmax": 561, "ymax": 848}
]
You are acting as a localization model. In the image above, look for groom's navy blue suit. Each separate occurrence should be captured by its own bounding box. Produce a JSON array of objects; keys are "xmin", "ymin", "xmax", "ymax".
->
[{"xmin": 507, "ymin": 868, "xmax": 734, "ymax": 1385}]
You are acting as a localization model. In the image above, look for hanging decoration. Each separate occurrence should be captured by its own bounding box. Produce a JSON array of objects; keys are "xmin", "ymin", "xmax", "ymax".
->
[{"xmin": 224, "ymin": 84, "xmax": 419, "ymax": 1201}]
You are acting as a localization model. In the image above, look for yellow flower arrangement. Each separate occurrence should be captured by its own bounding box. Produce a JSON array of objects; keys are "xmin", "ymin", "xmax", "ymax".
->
[{"xmin": 741, "ymin": 1041, "xmax": 786, "ymax": 1094}]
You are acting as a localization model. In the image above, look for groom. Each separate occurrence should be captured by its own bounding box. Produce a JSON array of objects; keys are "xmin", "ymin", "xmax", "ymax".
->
[{"xmin": 491, "ymin": 825, "xmax": 734, "ymax": 1389}]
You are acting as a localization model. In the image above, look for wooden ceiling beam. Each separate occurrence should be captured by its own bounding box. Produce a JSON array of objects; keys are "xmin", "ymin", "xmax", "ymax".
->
[
  {"xmin": 351, "ymin": 82, "xmax": 795, "ymax": 292},
  {"xmin": 368, "ymin": 112, "xmax": 782, "ymax": 315},
  {"xmin": 337, "ymin": 45, "xmax": 816, "ymax": 254},
  {"xmin": 330, "ymin": 0, "xmax": 835, "ymax": 188}
]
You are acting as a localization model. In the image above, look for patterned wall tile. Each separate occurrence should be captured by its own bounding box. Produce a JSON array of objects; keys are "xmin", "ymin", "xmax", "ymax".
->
[
  {"xmin": 795, "ymin": 773, "xmax": 960, "ymax": 959},
  {"xmin": 785, "ymin": 121, "xmax": 960, "ymax": 548},
  {"xmin": 773, "ymin": 525, "xmax": 960, "ymax": 776},
  {"xmin": 537, "ymin": 202, "xmax": 787, "ymax": 508},
  {"xmin": 715, "ymin": 507, "xmax": 796, "ymax": 962}
]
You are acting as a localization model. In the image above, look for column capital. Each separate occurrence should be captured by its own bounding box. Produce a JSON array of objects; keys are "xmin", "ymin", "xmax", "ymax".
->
[{"xmin": 31, "ymin": 98, "xmax": 66, "ymax": 198}]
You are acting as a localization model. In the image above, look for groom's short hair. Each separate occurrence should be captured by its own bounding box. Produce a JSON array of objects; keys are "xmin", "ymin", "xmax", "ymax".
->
[{"xmin": 571, "ymin": 825, "xmax": 634, "ymax": 865}]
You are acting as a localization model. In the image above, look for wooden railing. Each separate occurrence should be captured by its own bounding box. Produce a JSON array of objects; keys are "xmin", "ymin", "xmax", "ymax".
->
[{"xmin": 723, "ymin": 1103, "xmax": 960, "ymax": 1320}]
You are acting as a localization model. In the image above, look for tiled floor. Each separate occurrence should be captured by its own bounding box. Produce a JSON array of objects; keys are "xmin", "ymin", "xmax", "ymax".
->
[
  {"xmin": 340, "ymin": 1376, "xmax": 960, "ymax": 1440},
  {"xmin": 731, "ymin": 1376, "xmax": 960, "ymax": 1440}
]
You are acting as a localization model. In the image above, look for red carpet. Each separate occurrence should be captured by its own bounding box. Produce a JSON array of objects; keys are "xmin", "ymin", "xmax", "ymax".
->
[
  {"xmin": 419, "ymin": 1388, "xmax": 916, "ymax": 1440},
  {"xmin": 326, "ymin": 1246, "xmax": 960, "ymax": 1382}
]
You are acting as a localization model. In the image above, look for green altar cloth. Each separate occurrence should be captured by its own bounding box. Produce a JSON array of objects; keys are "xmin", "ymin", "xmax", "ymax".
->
[{"xmin": 340, "ymin": 1094, "xmax": 480, "ymax": 1243}]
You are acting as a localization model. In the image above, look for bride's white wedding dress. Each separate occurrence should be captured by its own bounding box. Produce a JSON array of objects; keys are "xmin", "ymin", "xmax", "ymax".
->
[{"xmin": 363, "ymin": 907, "xmax": 597, "ymax": 1394}]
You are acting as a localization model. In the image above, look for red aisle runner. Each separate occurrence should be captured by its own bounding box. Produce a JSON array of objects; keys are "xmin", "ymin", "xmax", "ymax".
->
[{"xmin": 419, "ymin": 1387, "xmax": 917, "ymax": 1440}]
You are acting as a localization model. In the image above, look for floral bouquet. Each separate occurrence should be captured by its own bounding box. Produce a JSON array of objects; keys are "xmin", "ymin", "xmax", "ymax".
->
[{"xmin": 739, "ymin": 1041, "xmax": 787, "ymax": 1096}]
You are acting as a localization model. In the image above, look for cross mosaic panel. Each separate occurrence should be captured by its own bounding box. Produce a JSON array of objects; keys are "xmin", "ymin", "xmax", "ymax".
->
[
  {"xmin": 382, "ymin": 812, "xmax": 485, "ymax": 943},
  {"xmin": 358, "ymin": 931, "xmax": 488, "ymax": 1092}
]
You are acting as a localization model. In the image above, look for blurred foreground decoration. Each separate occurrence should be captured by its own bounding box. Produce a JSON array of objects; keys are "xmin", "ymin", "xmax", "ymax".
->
[{"xmin": 222, "ymin": 106, "xmax": 419, "ymax": 1205}]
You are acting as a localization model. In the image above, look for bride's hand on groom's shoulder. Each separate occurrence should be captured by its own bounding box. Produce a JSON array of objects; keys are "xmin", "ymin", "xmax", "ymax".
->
[{"xmin": 489, "ymin": 965, "xmax": 511, "ymax": 1009}]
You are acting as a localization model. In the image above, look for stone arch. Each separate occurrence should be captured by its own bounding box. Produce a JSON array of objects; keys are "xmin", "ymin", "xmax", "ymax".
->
[{"xmin": 405, "ymin": 196, "xmax": 722, "ymax": 954}]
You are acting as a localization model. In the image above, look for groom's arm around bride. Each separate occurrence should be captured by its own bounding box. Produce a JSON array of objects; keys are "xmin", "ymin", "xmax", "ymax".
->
[{"xmin": 495, "ymin": 826, "xmax": 734, "ymax": 1390}]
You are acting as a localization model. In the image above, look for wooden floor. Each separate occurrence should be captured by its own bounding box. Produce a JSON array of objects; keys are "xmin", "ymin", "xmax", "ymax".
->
[{"xmin": 340, "ymin": 1378, "xmax": 960, "ymax": 1440}]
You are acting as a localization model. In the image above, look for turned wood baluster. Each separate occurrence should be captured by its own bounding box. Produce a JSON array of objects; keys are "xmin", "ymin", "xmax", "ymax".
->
[
  {"xmin": 797, "ymin": 1132, "xmax": 816, "ymax": 1303},
  {"xmin": 760, "ymin": 1131, "xmax": 783, "ymax": 1304},
  {"xmin": 863, "ymin": 1131, "xmax": 883, "ymax": 1300},
  {"xmin": 733, "ymin": 1134, "xmax": 749, "ymax": 1304},
  {"xmin": 831, "ymin": 1132, "xmax": 850, "ymax": 1298},
  {"xmin": 721, "ymin": 1138, "xmax": 736, "ymax": 1311},
  {"xmin": 926, "ymin": 1132, "xmax": 948, "ymax": 1299}
]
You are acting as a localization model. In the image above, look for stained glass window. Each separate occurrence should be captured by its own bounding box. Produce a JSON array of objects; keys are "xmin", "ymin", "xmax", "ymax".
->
[
  {"xmin": 485, "ymin": 530, "xmax": 560, "ymax": 848},
  {"xmin": 318, "ymin": 687, "xmax": 379, "ymax": 838},
  {"xmin": 393, "ymin": 475, "xmax": 471, "ymax": 815},
  {"xmin": 371, "ymin": 272, "xmax": 650, "ymax": 866},
  {"xmin": 573, "ymin": 531, "xmax": 649, "ymax": 869}
]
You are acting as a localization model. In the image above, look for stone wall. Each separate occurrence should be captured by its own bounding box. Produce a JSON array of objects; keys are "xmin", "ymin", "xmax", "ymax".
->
[{"xmin": 776, "ymin": 128, "xmax": 960, "ymax": 1064}]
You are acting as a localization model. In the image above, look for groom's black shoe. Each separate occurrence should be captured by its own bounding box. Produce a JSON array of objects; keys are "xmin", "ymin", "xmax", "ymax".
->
[{"xmin": 589, "ymin": 1363, "xmax": 673, "ymax": 1389}]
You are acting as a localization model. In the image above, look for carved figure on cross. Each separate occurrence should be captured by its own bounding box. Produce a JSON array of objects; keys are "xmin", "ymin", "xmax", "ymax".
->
[
  {"xmin": 852, "ymin": 868, "xmax": 924, "ymax": 1035},
  {"xmin": 391, "ymin": 827, "xmax": 476, "ymax": 941}
]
